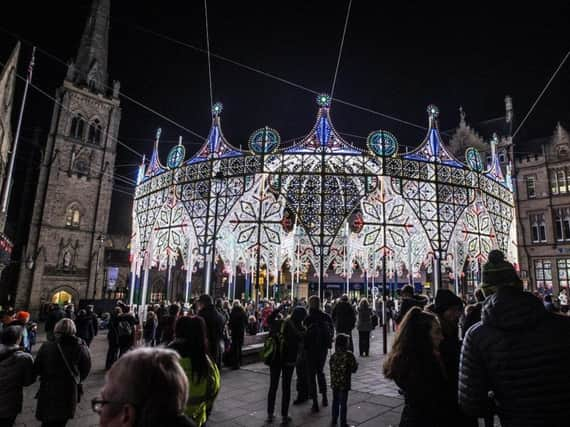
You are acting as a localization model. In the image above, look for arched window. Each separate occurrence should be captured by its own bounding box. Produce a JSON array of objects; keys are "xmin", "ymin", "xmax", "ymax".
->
[
  {"xmin": 69, "ymin": 115, "xmax": 85, "ymax": 140},
  {"xmin": 87, "ymin": 119, "xmax": 102, "ymax": 144},
  {"xmin": 65, "ymin": 204, "xmax": 81, "ymax": 228}
]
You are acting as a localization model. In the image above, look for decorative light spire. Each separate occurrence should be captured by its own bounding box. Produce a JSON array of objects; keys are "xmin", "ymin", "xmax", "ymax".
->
[
  {"xmin": 146, "ymin": 128, "xmax": 163, "ymax": 177},
  {"xmin": 316, "ymin": 93, "xmax": 331, "ymax": 108},
  {"xmin": 136, "ymin": 154, "xmax": 146, "ymax": 184},
  {"xmin": 427, "ymin": 104, "xmax": 439, "ymax": 127}
]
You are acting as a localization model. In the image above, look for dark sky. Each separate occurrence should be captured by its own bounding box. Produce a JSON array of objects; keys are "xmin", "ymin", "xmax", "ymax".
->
[{"xmin": 1, "ymin": 0, "xmax": 570, "ymax": 233}]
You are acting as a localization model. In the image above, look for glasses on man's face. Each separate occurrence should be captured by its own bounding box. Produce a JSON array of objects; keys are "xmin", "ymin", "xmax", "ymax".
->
[{"xmin": 92, "ymin": 398, "xmax": 124, "ymax": 414}]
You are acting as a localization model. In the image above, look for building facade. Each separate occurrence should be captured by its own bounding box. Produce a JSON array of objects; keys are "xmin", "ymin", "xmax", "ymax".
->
[
  {"xmin": 515, "ymin": 123, "xmax": 570, "ymax": 295},
  {"xmin": 0, "ymin": 42, "xmax": 20, "ymax": 273},
  {"xmin": 15, "ymin": 0, "xmax": 121, "ymax": 314}
]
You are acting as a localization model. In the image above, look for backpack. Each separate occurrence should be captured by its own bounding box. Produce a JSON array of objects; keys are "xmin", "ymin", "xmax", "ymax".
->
[
  {"xmin": 262, "ymin": 321, "xmax": 286, "ymax": 366},
  {"xmin": 117, "ymin": 318, "xmax": 133, "ymax": 338}
]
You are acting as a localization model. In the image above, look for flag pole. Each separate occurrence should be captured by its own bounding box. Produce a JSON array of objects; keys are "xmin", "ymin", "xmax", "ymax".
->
[{"xmin": 2, "ymin": 46, "xmax": 36, "ymax": 215}]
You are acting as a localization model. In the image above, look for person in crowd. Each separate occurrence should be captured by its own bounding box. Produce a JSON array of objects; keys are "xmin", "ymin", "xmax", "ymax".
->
[
  {"xmin": 158, "ymin": 304, "xmax": 180, "ymax": 345},
  {"xmin": 85, "ymin": 305, "xmax": 98, "ymax": 340},
  {"xmin": 34, "ymin": 318, "xmax": 91, "ymax": 427},
  {"xmin": 356, "ymin": 298, "xmax": 373, "ymax": 357},
  {"xmin": 266, "ymin": 305, "xmax": 306, "ymax": 425},
  {"xmin": 45, "ymin": 304, "xmax": 65, "ymax": 341},
  {"xmin": 94, "ymin": 347, "xmax": 197, "ymax": 427},
  {"xmin": 261, "ymin": 301, "xmax": 274, "ymax": 331},
  {"xmin": 329, "ymin": 333, "xmax": 358, "ymax": 427},
  {"xmin": 143, "ymin": 310, "xmax": 158, "ymax": 346},
  {"xmin": 559, "ymin": 288, "xmax": 569, "ymax": 313},
  {"xmin": 0, "ymin": 326, "xmax": 35, "ymax": 426},
  {"xmin": 394, "ymin": 284, "xmax": 427, "ymax": 327},
  {"xmin": 75, "ymin": 309, "xmax": 96, "ymax": 347},
  {"xmin": 304, "ymin": 296, "xmax": 334, "ymax": 412},
  {"xmin": 168, "ymin": 316, "xmax": 220, "ymax": 427},
  {"xmin": 383, "ymin": 307, "xmax": 454, "ymax": 426},
  {"xmin": 228, "ymin": 300, "xmax": 248, "ymax": 369},
  {"xmin": 543, "ymin": 294, "xmax": 559, "ymax": 313},
  {"xmin": 222, "ymin": 300, "xmax": 232, "ymax": 322},
  {"xmin": 215, "ymin": 298, "xmax": 229, "ymax": 323},
  {"xmin": 332, "ymin": 294, "xmax": 356, "ymax": 352},
  {"xmin": 64, "ymin": 304, "xmax": 75, "ymax": 320},
  {"xmin": 105, "ymin": 306, "xmax": 122, "ymax": 370},
  {"xmin": 432, "ymin": 289, "xmax": 477, "ymax": 426},
  {"xmin": 459, "ymin": 250, "xmax": 570, "ymax": 426},
  {"xmin": 9, "ymin": 311, "xmax": 31, "ymax": 353},
  {"xmin": 246, "ymin": 315, "xmax": 259, "ymax": 335},
  {"xmin": 323, "ymin": 292, "xmax": 333, "ymax": 315},
  {"xmin": 461, "ymin": 288, "xmax": 485, "ymax": 338},
  {"xmin": 0, "ymin": 310, "xmax": 14, "ymax": 335},
  {"xmin": 117, "ymin": 304, "xmax": 137, "ymax": 357},
  {"xmin": 197, "ymin": 294, "xmax": 225, "ymax": 368}
]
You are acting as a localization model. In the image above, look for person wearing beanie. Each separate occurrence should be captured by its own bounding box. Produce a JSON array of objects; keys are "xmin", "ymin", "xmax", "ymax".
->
[
  {"xmin": 480, "ymin": 250, "xmax": 522, "ymax": 297},
  {"xmin": 459, "ymin": 252, "xmax": 570, "ymax": 426}
]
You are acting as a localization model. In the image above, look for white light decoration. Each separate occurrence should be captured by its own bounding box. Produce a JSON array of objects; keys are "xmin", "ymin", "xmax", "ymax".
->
[{"xmin": 130, "ymin": 97, "xmax": 517, "ymax": 303}]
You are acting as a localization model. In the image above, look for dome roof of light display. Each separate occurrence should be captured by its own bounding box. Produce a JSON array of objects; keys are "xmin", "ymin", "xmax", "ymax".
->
[{"xmin": 130, "ymin": 94, "xmax": 517, "ymax": 302}]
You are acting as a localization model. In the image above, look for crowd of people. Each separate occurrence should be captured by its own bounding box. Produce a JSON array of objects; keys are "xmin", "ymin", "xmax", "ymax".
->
[{"xmin": 1, "ymin": 249, "xmax": 570, "ymax": 426}]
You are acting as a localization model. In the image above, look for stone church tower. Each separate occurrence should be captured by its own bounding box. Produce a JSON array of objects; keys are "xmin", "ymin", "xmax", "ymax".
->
[{"xmin": 16, "ymin": 0, "xmax": 120, "ymax": 313}]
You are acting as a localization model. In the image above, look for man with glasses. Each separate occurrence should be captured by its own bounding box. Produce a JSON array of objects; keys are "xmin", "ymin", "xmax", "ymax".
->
[{"xmin": 93, "ymin": 347, "xmax": 196, "ymax": 427}]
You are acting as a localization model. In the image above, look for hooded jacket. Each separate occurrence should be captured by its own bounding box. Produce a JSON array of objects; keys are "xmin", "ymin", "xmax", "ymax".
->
[
  {"xmin": 459, "ymin": 286, "xmax": 570, "ymax": 427},
  {"xmin": 0, "ymin": 344, "xmax": 34, "ymax": 417}
]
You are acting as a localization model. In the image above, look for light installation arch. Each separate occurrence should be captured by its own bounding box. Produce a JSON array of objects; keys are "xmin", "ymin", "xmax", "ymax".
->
[{"xmin": 129, "ymin": 96, "xmax": 517, "ymax": 304}]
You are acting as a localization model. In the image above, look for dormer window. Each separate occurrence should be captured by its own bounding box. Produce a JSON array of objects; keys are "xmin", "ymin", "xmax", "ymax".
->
[{"xmin": 558, "ymin": 146, "xmax": 568, "ymax": 158}]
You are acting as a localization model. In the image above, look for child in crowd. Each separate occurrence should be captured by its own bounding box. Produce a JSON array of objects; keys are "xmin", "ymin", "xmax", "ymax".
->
[{"xmin": 329, "ymin": 333, "xmax": 358, "ymax": 427}]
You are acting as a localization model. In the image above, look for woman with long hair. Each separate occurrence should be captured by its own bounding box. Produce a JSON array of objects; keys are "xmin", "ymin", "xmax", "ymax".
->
[
  {"xmin": 168, "ymin": 316, "xmax": 220, "ymax": 427},
  {"xmin": 383, "ymin": 306, "xmax": 452, "ymax": 427},
  {"xmin": 356, "ymin": 298, "xmax": 373, "ymax": 357}
]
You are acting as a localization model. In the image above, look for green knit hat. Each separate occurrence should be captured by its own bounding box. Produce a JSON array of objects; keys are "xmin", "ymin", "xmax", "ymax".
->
[{"xmin": 481, "ymin": 250, "xmax": 522, "ymax": 297}]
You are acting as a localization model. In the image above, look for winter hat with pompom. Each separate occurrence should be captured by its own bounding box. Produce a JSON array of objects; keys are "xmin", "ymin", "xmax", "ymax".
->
[{"xmin": 481, "ymin": 250, "xmax": 522, "ymax": 297}]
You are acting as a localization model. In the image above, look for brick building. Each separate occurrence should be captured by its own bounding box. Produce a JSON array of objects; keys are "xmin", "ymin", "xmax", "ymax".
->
[{"xmin": 514, "ymin": 123, "xmax": 570, "ymax": 295}]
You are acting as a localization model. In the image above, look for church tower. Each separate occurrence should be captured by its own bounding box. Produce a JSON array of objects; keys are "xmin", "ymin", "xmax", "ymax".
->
[{"xmin": 16, "ymin": 0, "xmax": 121, "ymax": 313}]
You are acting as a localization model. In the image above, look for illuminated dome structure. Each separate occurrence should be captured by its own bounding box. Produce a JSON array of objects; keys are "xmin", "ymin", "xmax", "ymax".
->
[{"xmin": 129, "ymin": 95, "xmax": 517, "ymax": 305}]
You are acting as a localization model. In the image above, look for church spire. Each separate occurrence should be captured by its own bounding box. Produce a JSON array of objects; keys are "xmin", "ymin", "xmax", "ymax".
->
[{"xmin": 68, "ymin": 0, "xmax": 110, "ymax": 94}]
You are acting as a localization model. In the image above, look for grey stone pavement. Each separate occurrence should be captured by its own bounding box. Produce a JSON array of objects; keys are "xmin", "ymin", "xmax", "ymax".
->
[{"xmin": 14, "ymin": 325, "xmax": 495, "ymax": 427}]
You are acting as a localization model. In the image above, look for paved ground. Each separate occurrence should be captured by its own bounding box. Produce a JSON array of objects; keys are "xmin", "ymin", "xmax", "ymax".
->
[
  {"xmin": 15, "ymin": 325, "xmax": 404, "ymax": 426},
  {"xmin": 14, "ymin": 325, "xmax": 496, "ymax": 427}
]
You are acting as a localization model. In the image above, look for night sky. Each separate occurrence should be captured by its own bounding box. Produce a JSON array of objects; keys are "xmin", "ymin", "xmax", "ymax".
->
[{"xmin": 1, "ymin": 0, "xmax": 570, "ymax": 234}]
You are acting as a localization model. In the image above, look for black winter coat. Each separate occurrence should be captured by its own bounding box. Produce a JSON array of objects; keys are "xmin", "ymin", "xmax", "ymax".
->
[
  {"xmin": 332, "ymin": 301, "xmax": 355, "ymax": 333},
  {"xmin": 304, "ymin": 309, "xmax": 333, "ymax": 355},
  {"xmin": 397, "ymin": 358, "xmax": 455, "ymax": 427},
  {"xmin": 228, "ymin": 307, "xmax": 247, "ymax": 343},
  {"xmin": 75, "ymin": 313, "xmax": 95, "ymax": 343},
  {"xmin": 198, "ymin": 305, "xmax": 225, "ymax": 362},
  {"xmin": 34, "ymin": 335, "xmax": 91, "ymax": 422},
  {"xmin": 459, "ymin": 287, "xmax": 570, "ymax": 427}
]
